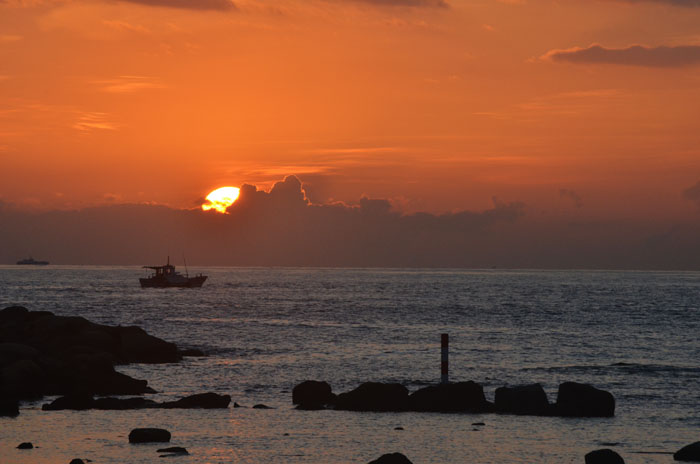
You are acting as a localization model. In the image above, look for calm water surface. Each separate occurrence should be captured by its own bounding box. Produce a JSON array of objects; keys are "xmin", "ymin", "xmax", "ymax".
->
[{"xmin": 1, "ymin": 266, "xmax": 699, "ymax": 463}]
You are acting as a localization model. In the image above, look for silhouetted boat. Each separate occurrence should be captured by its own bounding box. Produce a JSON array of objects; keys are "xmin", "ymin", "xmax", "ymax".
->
[
  {"xmin": 139, "ymin": 257, "xmax": 207, "ymax": 288},
  {"xmin": 16, "ymin": 257, "xmax": 49, "ymax": 265}
]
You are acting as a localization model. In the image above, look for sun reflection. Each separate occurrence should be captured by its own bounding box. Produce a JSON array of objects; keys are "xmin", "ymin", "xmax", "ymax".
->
[{"xmin": 202, "ymin": 186, "xmax": 240, "ymax": 214}]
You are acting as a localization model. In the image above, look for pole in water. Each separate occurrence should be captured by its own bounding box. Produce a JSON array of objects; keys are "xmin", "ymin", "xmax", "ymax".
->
[{"xmin": 441, "ymin": 333, "xmax": 449, "ymax": 384}]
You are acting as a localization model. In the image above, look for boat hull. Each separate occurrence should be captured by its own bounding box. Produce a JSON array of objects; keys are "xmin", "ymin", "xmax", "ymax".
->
[{"xmin": 139, "ymin": 275, "xmax": 207, "ymax": 288}]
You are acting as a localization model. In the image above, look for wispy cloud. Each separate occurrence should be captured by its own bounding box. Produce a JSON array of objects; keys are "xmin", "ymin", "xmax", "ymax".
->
[
  {"xmin": 118, "ymin": 0, "xmax": 236, "ymax": 10},
  {"xmin": 0, "ymin": 35, "xmax": 22, "ymax": 43},
  {"xmin": 73, "ymin": 112, "xmax": 117, "ymax": 132},
  {"xmin": 93, "ymin": 76, "xmax": 164, "ymax": 94},
  {"xmin": 541, "ymin": 44, "xmax": 700, "ymax": 67}
]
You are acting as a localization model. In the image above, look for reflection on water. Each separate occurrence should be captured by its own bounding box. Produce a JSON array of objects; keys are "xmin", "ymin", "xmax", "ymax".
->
[{"xmin": 1, "ymin": 267, "xmax": 699, "ymax": 463}]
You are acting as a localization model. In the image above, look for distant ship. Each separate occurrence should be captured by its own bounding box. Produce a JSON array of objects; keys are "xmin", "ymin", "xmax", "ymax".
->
[
  {"xmin": 16, "ymin": 257, "xmax": 49, "ymax": 265},
  {"xmin": 139, "ymin": 257, "xmax": 207, "ymax": 288}
]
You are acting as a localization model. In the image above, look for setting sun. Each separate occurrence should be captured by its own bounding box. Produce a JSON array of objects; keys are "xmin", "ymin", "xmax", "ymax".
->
[{"xmin": 201, "ymin": 187, "xmax": 240, "ymax": 214}]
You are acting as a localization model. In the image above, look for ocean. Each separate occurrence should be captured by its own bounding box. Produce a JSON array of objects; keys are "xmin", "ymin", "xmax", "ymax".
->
[{"xmin": 1, "ymin": 266, "xmax": 699, "ymax": 463}]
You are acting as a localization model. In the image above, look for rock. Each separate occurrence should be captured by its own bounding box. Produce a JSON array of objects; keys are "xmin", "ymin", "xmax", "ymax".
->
[
  {"xmin": 585, "ymin": 449, "xmax": 625, "ymax": 464},
  {"xmin": 408, "ymin": 381, "xmax": 491, "ymax": 413},
  {"xmin": 0, "ymin": 343, "xmax": 40, "ymax": 365},
  {"xmin": 368, "ymin": 452, "xmax": 413, "ymax": 464},
  {"xmin": 115, "ymin": 326, "xmax": 180, "ymax": 364},
  {"xmin": 555, "ymin": 382, "xmax": 615, "ymax": 417},
  {"xmin": 472, "ymin": 422, "xmax": 485, "ymax": 426},
  {"xmin": 394, "ymin": 427, "xmax": 404, "ymax": 430},
  {"xmin": 160, "ymin": 392, "xmax": 230, "ymax": 409},
  {"xmin": 42, "ymin": 393, "xmax": 95, "ymax": 411},
  {"xmin": 17, "ymin": 442, "xmax": 33, "ymax": 449},
  {"xmin": 292, "ymin": 380, "xmax": 335, "ymax": 409},
  {"xmin": 69, "ymin": 459, "xmax": 85, "ymax": 464},
  {"xmin": 1, "ymin": 359, "xmax": 45, "ymax": 397},
  {"xmin": 128, "ymin": 428, "xmax": 171, "ymax": 444},
  {"xmin": 93, "ymin": 396, "xmax": 157, "ymax": 410},
  {"xmin": 335, "ymin": 382, "xmax": 409, "ymax": 412},
  {"xmin": 252, "ymin": 404, "xmax": 272, "ymax": 409},
  {"xmin": 674, "ymin": 441, "xmax": 700, "ymax": 461},
  {"xmin": 157, "ymin": 447, "xmax": 189, "ymax": 455},
  {"xmin": 495, "ymin": 384, "xmax": 551, "ymax": 416},
  {"xmin": 0, "ymin": 398, "xmax": 19, "ymax": 417},
  {"xmin": 233, "ymin": 402, "xmax": 241, "ymax": 408}
]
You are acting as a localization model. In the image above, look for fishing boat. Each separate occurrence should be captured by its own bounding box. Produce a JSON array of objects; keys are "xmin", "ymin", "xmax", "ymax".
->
[
  {"xmin": 139, "ymin": 257, "xmax": 207, "ymax": 288},
  {"xmin": 16, "ymin": 257, "xmax": 49, "ymax": 265}
]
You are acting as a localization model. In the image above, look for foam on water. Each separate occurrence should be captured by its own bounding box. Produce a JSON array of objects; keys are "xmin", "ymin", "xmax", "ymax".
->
[{"xmin": 1, "ymin": 267, "xmax": 699, "ymax": 463}]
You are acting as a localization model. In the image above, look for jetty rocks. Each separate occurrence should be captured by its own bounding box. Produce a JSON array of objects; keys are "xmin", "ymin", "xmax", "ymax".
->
[
  {"xmin": 0, "ymin": 306, "xmax": 191, "ymax": 400},
  {"xmin": 41, "ymin": 392, "xmax": 231, "ymax": 411},
  {"xmin": 293, "ymin": 380, "xmax": 615, "ymax": 417}
]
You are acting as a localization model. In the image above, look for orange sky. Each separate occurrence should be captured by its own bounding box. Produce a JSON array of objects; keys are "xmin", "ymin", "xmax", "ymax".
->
[{"xmin": 2, "ymin": 0, "xmax": 700, "ymax": 220}]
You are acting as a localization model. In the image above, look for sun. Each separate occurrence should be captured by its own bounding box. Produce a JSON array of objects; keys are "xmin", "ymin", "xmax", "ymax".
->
[{"xmin": 201, "ymin": 186, "xmax": 240, "ymax": 214}]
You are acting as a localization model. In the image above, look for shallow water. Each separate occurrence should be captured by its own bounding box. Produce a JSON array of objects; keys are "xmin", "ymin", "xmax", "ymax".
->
[{"xmin": 1, "ymin": 267, "xmax": 699, "ymax": 463}]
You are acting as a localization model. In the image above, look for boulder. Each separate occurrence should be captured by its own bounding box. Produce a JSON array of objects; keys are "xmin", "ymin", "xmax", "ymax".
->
[
  {"xmin": 674, "ymin": 441, "xmax": 700, "ymax": 462},
  {"xmin": 335, "ymin": 382, "xmax": 409, "ymax": 412},
  {"xmin": 157, "ymin": 447, "xmax": 189, "ymax": 455},
  {"xmin": 0, "ymin": 343, "xmax": 40, "ymax": 365},
  {"xmin": 252, "ymin": 404, "xmax": 272, "ymax": 409},
  {"xmin": 368, "ymin": 452, "xmax": 413, "ymax": 464},
  {"xmin": 160, "ymin": 392, "xmax": 231, "ymax": 409},
  {"xmin": 494, "ymin": 384, "xmax": 551, "ymax": 416},
  {"xmin": 179, "ymin": 348, "xmax": 205, "ymax": 357},
  {"xmin": 555, "ymin": 382, "xmax": 615, "ymax": 417},
  {"xmin": 115, "ymin": 326, "xmax": 180, "ymax": 364},
  {"xmin": 93, "ymin": 397, "xmax": 157, "ymax": 410},
  {"xmin": 42, "ymin": 394, "xmax": 95, "ymax": 411},
  {"xmin": 128, "ymin": 428, "xmax": 171, "ymax": 444},
  {"xmin": 1, "ymin": 359, "xmax": 45, "ymax": 397},
  {"xmin": 585, "ymin": 449, "xmax": 625, "ymax": 464},
  {"xmin": 0, "ymin": 398, "xmax": 19, "ymax": 417},
  {"xmin": 409, "ymin": 381, "xmax": 491, "ymax": 413},
  {"xmin": 17, "ymin": 442, "xmax": 33, "ymax": 449},
  {"xmin": 69, "ymin": 459, "xmax": 85, "ymax": 464},
  {"xmin": 292, "ymin": 380, "xmax": 335, "ymax": 409}
]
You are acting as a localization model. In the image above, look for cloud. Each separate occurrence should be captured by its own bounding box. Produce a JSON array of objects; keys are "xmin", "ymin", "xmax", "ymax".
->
[
  {"xmin": 73, "ymin": 112, "xmax": 117, "ymax": 132},
  {"xmin": 93, "ymin": 76, "xmax": 163, "ymax": 94},
  {"xmin": 349, "ymin": 0, "xmax": 448, "ymax": 6},
  {"xmin": 541, "ymin": 44, "xmax": 700, "ymax": 67},
  {"xmin": 613, "ymin": 0, "xmax": 700, "ymax": 6},
  {"xmin": 117, "ymin": 0, "xmax": 236, "ymax": 10},
  {"xmin": 560, "ymin": 189, "xmax": 583, "ymax": 208},
  {"xmin": 683, "ymin": 181, "xmax": 700, "ymax": 208}
]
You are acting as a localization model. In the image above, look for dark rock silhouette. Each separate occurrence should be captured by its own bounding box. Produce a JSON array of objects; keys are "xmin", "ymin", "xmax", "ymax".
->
[
  {"xmin": 178, "ymin": 348, "xmax": 206, "ymax": 357},
  {"xmin": 368, "ymin": 452, "xmax": 413, "ymax": 464},
  {"xmin": 674, "ymin": 441, "xmax": 700, "ymax": 461},
  {"xmin": 495, "ymin": 384, "xmax": 551, "ymax": 415},
  {"xmin": 160, "ymin": 392, "xmax": 230, "ymax": 409},
  {"xmin": 157, "ymin": 446, "xmax": 189, "ymax": 455},
  {"xmin": 0, "ymin": 306, "xmax": 187, "ymax": 399},
  {"xmin": 128, "ymin": 428, "xmax": 171, "ymax": 443},
  {"xmin": 408, "ymin": 381, "xmax": 492, "ymax": 413},
  {"xmin": 252, "ymin": 404, "xmax": 272, "ymax": 409},
  {"xmin": 42, "ymin": 392, "xmax": 229, "ymax": 411},
  {"xmin": 555, "ymin": 382, "xmax": 615, "ymax": 417},
  {"xmin": 69, "ymin": 459, "xmax": 85, "ymax": 464},
  {"xmin": 292, "ymin": 380, "xmax": 335, "ymax": 409},
  {"xmin": 0, "ymin": 398, "xmax": 19, "ymax": 416},
  {"xmin": 335, "ymin": 382, "xmax": 409, "ymax": 412},
  {"xmin": 585, "ymin": 448, "xmax": 625, "ymax": 464},
  {"xmin": 17, "ymin": 442, "xmax": 33, "ymax": 449}
]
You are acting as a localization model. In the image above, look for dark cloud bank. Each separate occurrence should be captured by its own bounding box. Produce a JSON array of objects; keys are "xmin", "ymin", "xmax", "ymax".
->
[{"xmin": 2, "ymin": 176, "xmax": 700, "ymax": 269}]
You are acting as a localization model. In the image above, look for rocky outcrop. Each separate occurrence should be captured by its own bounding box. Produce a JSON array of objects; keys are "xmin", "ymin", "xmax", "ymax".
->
[
  {"xmin": 0, "ymin": 397, "xmax": 19, "ymax": 416},
  {"xmin": 160, "ymin": 392, "xmax": 230, "ymax": 409},
  {"xmin": 42, "ymin": 392, "xmax": 230, "ymax": 411},
  {"xmin": 368, "ymin": 453, "xmax": 413, "ymax": 464},
  {"xmin": 408, "ymin": 381, "xmax": 492, "ymax": 413},
  {"xmin": 128, "ymin": 428, "xmax": 171, "ymax": 444},
  {"xmin": 674, "ymin": 442, "xmax": 700, "ymax": 462},
  {"xmin": 585, "ymin": 449, "xmax": 625, "ymax": 464},
  {"xmin": 555, "ymin": 382, "xmax": 615, "ymax": 417},
  {"xmin": 335, "ymin": 383, "xmax": 409, "ymax": 412},
  {"xmin": 0, "ymin": 306, "xmax": 187, "ymax": 399},
  {"xmin": 292, "ymin": 380, "xmax": 335, "ymax": 410},
  {"xmin": 495, "ymin": 384, "xmax": 551, "ymax": 416},
  {"xmin": 17, "ymin": 442, "xmax": 33, "ymax": 449}
]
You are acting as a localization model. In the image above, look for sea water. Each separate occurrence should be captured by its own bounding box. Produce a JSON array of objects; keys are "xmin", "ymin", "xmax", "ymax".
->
[{"xmin": 0, "ymin": 266, "xmax": 698, "ymax": 463}]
